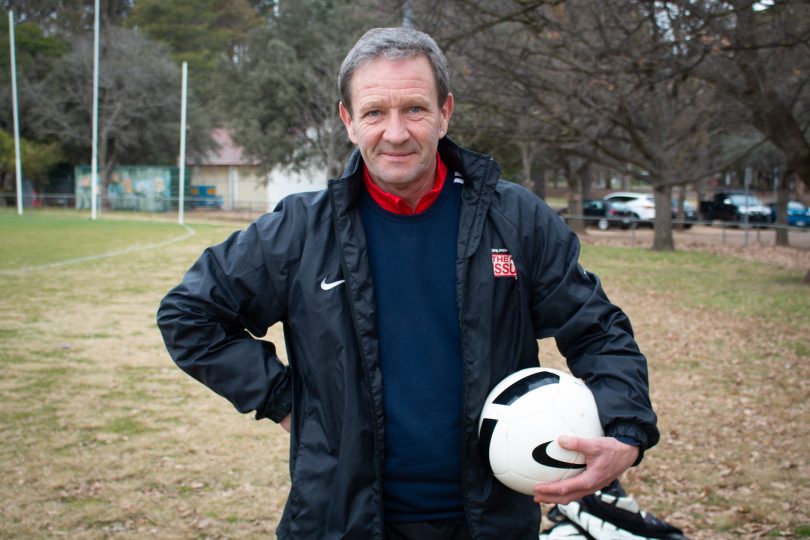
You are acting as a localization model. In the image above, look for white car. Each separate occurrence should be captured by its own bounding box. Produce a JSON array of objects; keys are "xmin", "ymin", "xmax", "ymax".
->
[{"xmin": 604, "ymin": 192, "xmax": 656, "ymax": 222}]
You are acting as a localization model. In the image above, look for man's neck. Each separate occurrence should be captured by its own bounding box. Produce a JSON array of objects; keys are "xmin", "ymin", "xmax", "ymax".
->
[
  {"xmin": 361, "ymin": 152, "xmax": 448, "ymax": 216},
  {"xmin": 370, "ymin": 170, "xmax": 436, "ymax": 211}
]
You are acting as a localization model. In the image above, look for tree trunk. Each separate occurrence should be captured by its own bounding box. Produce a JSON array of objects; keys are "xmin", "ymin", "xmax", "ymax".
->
[
  {"xmin": 774, "ymin": 170, "xmax": 790, "ymax": 247},
  {"xmin": 652, "ymin": 184, "xmax": 675, "ymax": 251},
  {"xmin": 519, "ymin": 142, "xmax": 536, "ymax": 195},
  {"xmin": 750, "ymin": 95, "xmax": 810, "ymax": 195},
  {"xmin": 579, "ymin": 162, "xmax": 592, "ymax": 203},
  {"xmin": 563, "ymin": 160, "xmax": 585, "ymax": 234},
  {"xmin": 673, "ymin": 184, "xmax": 687, "ymax": 231},
  {"xmin": 695, "ymin": 177, "xmax": 707, "ymax": 219},
  {"xmin": 733, "ymin": 4, "xmax": 810, "ymax": 193},
  {"xmin": 535, "ymin": 167, "xmax": 547, "ymax": 201}
]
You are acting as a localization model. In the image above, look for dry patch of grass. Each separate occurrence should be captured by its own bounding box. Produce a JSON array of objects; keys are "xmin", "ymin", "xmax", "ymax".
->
[
  {"xmin": 541, "ymin": 252, "xmax": 809, "ymax": 539},
  {"xmin": 1, "ymin": 213, "xmax": 808, "ymax": 539},
  {"xmin": 0, "ymin": 218, "xmax": 292, "ymax": 538}
]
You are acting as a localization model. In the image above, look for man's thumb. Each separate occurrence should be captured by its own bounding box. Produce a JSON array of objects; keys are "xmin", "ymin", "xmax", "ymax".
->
[{"xmin": 557, "ymin": 435, "xmax": 578, "ymax": 450}]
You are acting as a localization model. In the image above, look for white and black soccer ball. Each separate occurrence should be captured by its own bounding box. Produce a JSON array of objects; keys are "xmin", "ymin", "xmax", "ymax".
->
[{"xmin": 478, "ymin": 367, "xmax": 604, "ymax": 495}]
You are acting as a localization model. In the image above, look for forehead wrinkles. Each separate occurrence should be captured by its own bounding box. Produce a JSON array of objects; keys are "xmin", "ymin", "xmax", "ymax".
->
[
  {"xmin": 350, "ymin": 57, "xmax": 437, "ymax": 110},
  {"xmin": 354, "ymin": 72, "xmax": 434, "ymax": 95},
  {"xmin": 355, "ymin": 85, "xmax": 433, "ymax": 110}
]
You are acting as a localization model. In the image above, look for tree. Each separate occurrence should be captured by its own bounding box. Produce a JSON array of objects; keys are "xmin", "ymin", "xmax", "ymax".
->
[
  {"xmin": 0, "ymin": 17, "xmax": 69, "ymax": 196},
  {"xmin": 1, "ymin": 0, "xmax": 132, "ymax": 33},
  {"xmin": 225, "ymin": 0, "xmax": 395, "ymax": 179},
  {"xmin": 27, "ymin": 26, "xmax": 184, "ymax": 187},
  {"xmin": 682, "ymin": 0, "xmax": 810, "ymax": 192},
  {"xmin": 0, "ymin": 129, "xmax": 63, "ymax": 195},
  {"xmin": 424, "ymin": 0, "xmax": 728, "ymax": 249},
  {"xmin": 128, "ymin": 0, "xmax": 258, "ymax": 113},
  {"xmin": 0, "ymin": 19, "xmax": 69, "ymax": 135}
]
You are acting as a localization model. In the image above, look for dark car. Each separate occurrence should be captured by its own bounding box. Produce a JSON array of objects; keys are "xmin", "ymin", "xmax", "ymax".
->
[
  {"xmin": 699, "ymin": 191, "xmax": 771, "ymax": 223},
  {"xmin": 672, "ymin": 200, "xmax": 698, "ymax": 228},
  {"xmin": 558, "ymin": 199, "xmax": 634, "ymax": 230}
]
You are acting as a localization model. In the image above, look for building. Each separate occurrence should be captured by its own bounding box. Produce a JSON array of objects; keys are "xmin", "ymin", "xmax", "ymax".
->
[{"xmin": 189, "ymin": 128, "xmax": 327, "ymax": 212}]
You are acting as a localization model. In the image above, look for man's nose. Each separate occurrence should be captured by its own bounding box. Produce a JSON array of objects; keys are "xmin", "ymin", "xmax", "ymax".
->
[{"xmin": 382, "ymin": 112, "xmax": 409, "ymax": 145}]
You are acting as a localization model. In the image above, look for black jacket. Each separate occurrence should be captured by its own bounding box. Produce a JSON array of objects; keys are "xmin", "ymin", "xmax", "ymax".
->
[{"xmin": 157, "ymin": 138, "xmax": 659, "ymax": 539}]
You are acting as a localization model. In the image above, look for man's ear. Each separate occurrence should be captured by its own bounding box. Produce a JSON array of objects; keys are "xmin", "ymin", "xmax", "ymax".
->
[
  {"xmin": 440, "ymin": 93, "xmax": 454, "ymax": 136},
  {"xmin": 338, "ymin": 101, "xmax": 357, "ymax": 144}
]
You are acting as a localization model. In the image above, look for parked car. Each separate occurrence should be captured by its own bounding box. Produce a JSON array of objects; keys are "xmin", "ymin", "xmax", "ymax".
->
[
  {"xmin": 768, "ymin": 200, "xmax": 810, "ymax": 228},
  {"xmin": 699, "ymin": 191, "xmax": 771, "ymax": 224},
  {"xmin": 604, "ymin": 192, "xmax": 656, "ymax": 223},
  {"xmin": 672, "ymin": 200, "xmax": 698, "ymax": 228},
  {"xmin": 558, "ymin": 199, "xmax": 634, "ymax": 230}
]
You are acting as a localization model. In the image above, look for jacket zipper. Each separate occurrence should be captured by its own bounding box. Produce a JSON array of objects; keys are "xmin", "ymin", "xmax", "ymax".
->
[
  {"xmin": 328, "ymin": 188, "xmax": 387, "ymax": 539},
  {"xmin": 457, "ymin": 158, "xmax": 496, "ymax": 540}
]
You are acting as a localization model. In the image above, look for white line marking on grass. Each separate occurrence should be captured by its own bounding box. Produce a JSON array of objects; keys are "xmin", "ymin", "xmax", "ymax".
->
[{"xmin": 0, "ymin": 224, "xmax": 197, "ymax": 276}]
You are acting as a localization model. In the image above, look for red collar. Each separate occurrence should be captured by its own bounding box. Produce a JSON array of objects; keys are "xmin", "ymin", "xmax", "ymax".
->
[{"xmin": 362, "ymin": 152, "xmax": 447, "ymax": 215}]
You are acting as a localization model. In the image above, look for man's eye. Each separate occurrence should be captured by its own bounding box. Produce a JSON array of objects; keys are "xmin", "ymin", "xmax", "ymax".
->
[
  {"xmin": 366, "ymin": 110, "xmax": 380, "ymax": 117},
  {"xmin": 408, "ymin": 106, "xmax": 423, "ymax": 113}
]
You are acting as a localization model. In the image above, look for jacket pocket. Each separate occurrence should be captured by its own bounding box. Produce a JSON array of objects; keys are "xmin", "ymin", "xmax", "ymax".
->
[
  {"xmin": 279, "ymin": 407, "xmax": 338, "ymax": 537},
  {"xmin": 277, "ymin": 407, "xmax": 312, "ymax": 534}
]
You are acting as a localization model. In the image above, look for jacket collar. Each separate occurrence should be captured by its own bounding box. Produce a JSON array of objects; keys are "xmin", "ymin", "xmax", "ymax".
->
[
  {"xmin": 443, "ymin": 138, "xmax": 500, "ymax": 258},
  {"xmin": 328, "ymin": 137, "xmax": 500, "ymax": 221}
]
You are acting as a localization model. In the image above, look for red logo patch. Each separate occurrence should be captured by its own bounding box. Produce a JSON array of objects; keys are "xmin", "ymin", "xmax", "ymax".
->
[{"xmin": 492, "ymin": 252, "xmax": 517, "ymax": 278}]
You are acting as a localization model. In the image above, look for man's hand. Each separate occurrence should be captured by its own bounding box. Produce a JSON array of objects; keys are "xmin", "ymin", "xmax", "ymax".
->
[
  {"xmin": 280, "ymin": 413, "xmax": 291, "ymax": 433},
  {"xmin": 532, "ymin": 435, "xmax": 639, "ymax": 505}
]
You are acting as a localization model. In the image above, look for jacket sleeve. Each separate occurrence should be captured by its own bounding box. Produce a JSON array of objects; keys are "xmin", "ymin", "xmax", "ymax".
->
[
  {"xmin": 527, "ymin": 204, "xmax": 659, "ymax": 451},
  {"xmin": 156, "ymin": 211, "xmax": 298, "ymax": 423}
]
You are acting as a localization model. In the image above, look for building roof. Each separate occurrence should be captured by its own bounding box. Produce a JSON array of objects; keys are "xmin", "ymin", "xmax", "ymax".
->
[{"xmin": 189, "ymin": 128, "xmax": 260, "ymax": 166}]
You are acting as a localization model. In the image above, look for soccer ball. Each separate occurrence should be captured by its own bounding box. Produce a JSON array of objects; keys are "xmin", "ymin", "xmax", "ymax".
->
[{"xmin": 478, "ymin": 367, "xmax": 604, "ymax": 495}]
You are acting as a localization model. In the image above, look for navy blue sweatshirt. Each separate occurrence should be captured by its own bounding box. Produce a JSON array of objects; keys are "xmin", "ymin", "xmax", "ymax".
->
[{"xmin": 359, "ymin": 172, "xmax": 465, "ymax": 523}]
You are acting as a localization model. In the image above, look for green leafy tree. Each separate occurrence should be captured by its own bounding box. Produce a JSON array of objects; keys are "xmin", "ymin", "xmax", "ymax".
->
[
  {"xmin": 0, "ymin": 129, "xmax": 63, "ymax": 194},
  {"xmin": 226, "ymin": 0, "xmax": 395, "ymax": 178},
  {"xmin": 128, "ymin": 0, "xmax": 258, "ymax": 114},
  {"xmin": 0, "ymin": 20, "xmax": 69, "ymax": 135},
  {"xmin": 1, "ymin": 0, "xmax": 132, "ymax": 33},
  {"xmin": 247, "ymin": 0, "xmax": 279, "ymax": 17}
]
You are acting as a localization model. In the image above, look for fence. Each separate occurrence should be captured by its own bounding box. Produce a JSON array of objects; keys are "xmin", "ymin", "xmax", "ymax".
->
[
  {"xmin": 5, "ymin": 193, "xmax": 810, "ymax": 248},
  {"xmin": 2, "ymin": 192, "xmax": 272, "ymax": 219},
  {"xmin": 556, "ymin": 213, "xmax": 810, "ymax": 249}
]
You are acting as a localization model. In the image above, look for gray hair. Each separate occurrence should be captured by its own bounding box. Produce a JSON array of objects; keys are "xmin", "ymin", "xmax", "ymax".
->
[{"xmin": 338, "ymin": 27, "xmax": 450, "ymax": 115}]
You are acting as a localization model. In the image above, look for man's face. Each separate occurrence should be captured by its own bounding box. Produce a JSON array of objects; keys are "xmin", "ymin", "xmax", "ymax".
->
[{"xmin": 339, "ymin": 55, "xmax": 453, "ymax": 195}]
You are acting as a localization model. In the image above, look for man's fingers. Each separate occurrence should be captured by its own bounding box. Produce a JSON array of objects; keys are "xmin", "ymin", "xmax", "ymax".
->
[
  {"xmin": 532, "ymin": 436, "xmax": 637, "ymax": 506},
  {"xmin": 532, "ymin": 463, "xmax": 607, "ymax": 505},
  {"xmin": 533, "ymin": 473, "xmax": 591, "ymax": 498},
  {"xmin": 532, "ymin": 480, "xmax": 595, "ymax": 505},
  {"xmin": 533, "ymin": 488, "xmax": 594, "ymax": 505},
  {"xmin": 556, "ymin": 435, "xmax": 579, "ymax": 451},
  {"xmin": 557, "ymin": 435, "xmax": 599, "ymax": 455}
]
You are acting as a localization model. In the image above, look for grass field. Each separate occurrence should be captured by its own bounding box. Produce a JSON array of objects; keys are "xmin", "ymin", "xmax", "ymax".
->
[{"xmin": 1, "ymin": 209, "xmax": 808, "ymax": 539}]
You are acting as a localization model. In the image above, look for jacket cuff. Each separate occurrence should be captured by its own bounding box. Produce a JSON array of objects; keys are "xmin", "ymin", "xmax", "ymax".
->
[
  {"xmin": 606, "ymin": 422, "xmax": 649, "ymax": 466},
  {"xmin": 257, "ymin": 375, "xmax": 293, "ymax": 423}
]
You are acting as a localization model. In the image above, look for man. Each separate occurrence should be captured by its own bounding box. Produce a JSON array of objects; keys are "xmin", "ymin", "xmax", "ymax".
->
[{"xmin": 157, "ymin": 27, "xmax": 658, "ymax": 540}]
